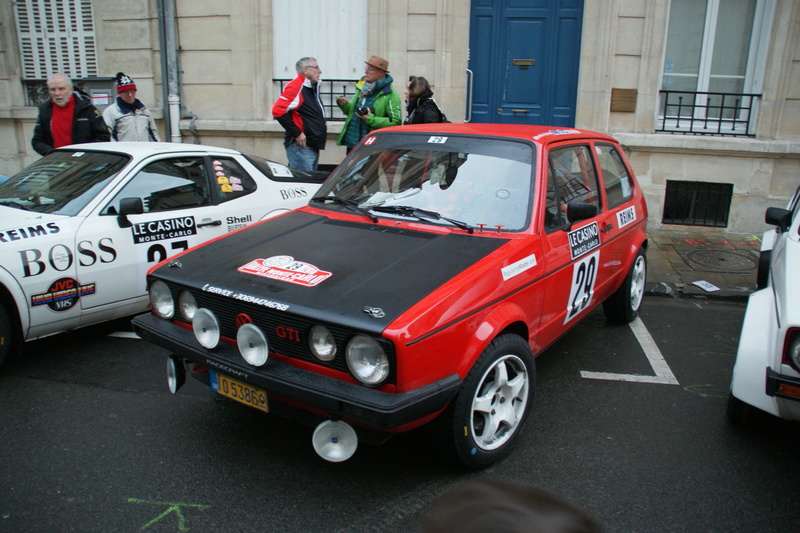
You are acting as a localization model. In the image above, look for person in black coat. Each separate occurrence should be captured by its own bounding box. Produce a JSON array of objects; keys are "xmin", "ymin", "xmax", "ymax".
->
[
  {"xmin": 32, "ymin": 73, "xmax": 110, "ymax": 156},
  {"xmin": 404, "ymin": 76, "xmax": 445, "ymax": 124}
]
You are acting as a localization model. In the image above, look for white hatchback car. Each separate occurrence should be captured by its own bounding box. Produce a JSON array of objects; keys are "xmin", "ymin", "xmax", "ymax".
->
[
  {"xmin": 0, "ymin": 142, "xmax": 324, "ymax": 367},
  {"xmin": 728, "ymin": 184, "xmax": 800, "ymax": 423}
]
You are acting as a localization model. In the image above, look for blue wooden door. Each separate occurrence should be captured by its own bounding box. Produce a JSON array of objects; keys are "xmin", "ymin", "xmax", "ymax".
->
[{"xmin": 468, "ymin": 0, "xmax": 584, "ymax": 126}]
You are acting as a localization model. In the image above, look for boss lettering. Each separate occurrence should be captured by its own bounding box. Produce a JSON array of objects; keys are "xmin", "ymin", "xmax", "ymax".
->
[
  {"xmin": 279, "ymin": 188, "xmax": 308, "ymax": 200},
  {"xmin": 21, "ymin": 240, "xmax": 118, "ymax": 277}
]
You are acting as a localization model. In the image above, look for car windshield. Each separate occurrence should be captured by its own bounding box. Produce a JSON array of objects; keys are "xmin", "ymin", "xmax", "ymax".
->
[
  {"xmin": 0, "ymin": 150, "xmax": 130, "ymax": 216},
  {"xmin": 313, "ymin": 133, "xmax": 534, "ymax": 231}
]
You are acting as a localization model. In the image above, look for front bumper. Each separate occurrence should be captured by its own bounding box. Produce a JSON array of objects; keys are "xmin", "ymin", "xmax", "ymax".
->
[
  {"xmin": 132, "ymin": 312, "xmax": 462, "ymax": 430},
  {"xmin": 766, "ymin": 367, "xmax": 800, "ymax": 402}
]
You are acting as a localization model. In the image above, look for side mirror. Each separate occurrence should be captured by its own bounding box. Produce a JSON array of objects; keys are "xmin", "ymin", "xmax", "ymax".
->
[
  {"xmin": 117, "ymin": 197, "xmax": 144, "ymax": 228},
  {"xmin": 765, "ymin": 206, "xmax": 792, "ymax": 233},
  {"xmin": 566, "ymin": 201, "xmax": 599, "ymax": 224}
]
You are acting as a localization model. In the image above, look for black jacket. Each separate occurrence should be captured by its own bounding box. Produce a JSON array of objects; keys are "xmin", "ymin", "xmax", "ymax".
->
[
  {"xmin": 32, "ymin": 90, "xmax": 110, "ymax": 156},
  {"xmin": 404, "ymin": 90, "xmax": 443, "ymax": 124}
]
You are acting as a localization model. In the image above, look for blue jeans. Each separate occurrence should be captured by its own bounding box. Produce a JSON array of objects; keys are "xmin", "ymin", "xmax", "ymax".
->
[{"xmin": 286, "ymin": 141, "xmax": 319, "ymax": 172}]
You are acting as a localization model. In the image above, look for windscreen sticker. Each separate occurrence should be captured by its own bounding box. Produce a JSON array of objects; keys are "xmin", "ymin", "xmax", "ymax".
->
[
  {"xmin": 501, "ymin": 254, "xmax": 538, "ymax": 281},
  {"xmin": 532, "ymin": 129, "xmax": 581, "ymax": 140},
  {"xmin": 564, "ymin": 251, "xmax": 599, "ymax": 324},
  {"xmin": 568, "ymin": 222, "xmax": 600, "ymax": 259},
  {"xmin": 237, "ymin": 255, "xmax": 332, "ymax": 287},
  {"xmin": 616, "ymin": 206, "xmax": 636, "ymax": 229},
  {"xmin": 131, "ymin": 216, "xmax": 197, "ymax": 244},
  {"xmin": 31, "ymin": 277, "xmax": 96, "ymax": 312},
  {"xmin": 428, "ymin": 136, "xmax": 448, "ymax": 144}
]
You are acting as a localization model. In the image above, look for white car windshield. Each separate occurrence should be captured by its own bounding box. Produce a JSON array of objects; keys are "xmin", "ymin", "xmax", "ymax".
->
[
  {"xmin": 0, "ymin": 150, "xmax": 130, "ymax": 216},
  {"xmin": 313, "ymin": 134, "xmax": 534, "ymax": 232}
]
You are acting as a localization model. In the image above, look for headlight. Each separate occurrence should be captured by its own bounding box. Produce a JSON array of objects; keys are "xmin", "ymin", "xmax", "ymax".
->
[
  {"xmin": 150, "ymin": 280, "xmax": 174, "ymax": 319},
  {"xmin": 309, "ymin": 325, "xmax": 336, "ymax": 361},
  {"xmin": 193, "ymin": 308, "xmax": 220, "ymax": 349},
  {"xmin": 178, "ymin": 290, "xmax": 198, "ymax": 322},
  {"xmin": 346, "ymin": 335, "xmax": 389, "ymax": 386},
  {"xmin": 238, "ymin": 323, "xmax": 269, "ymax": 366},
  {"xmin": 787, "ymin": 329, "xmax": 800, "ymax": 371}
]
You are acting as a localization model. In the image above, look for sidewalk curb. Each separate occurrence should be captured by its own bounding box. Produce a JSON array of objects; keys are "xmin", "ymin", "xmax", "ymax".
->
[{"xmin": 645, "ymin": 281, "xmax": 752, "ymax": 303}]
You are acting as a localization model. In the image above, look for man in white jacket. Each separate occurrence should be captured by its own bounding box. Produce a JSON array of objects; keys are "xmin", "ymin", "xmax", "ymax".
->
[{"xmin": 102, "ymin": 72, "xmax": 161, "ymax": 142}]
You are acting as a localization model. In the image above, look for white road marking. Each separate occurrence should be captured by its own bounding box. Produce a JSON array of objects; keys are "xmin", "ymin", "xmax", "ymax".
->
[
  {"xmin": 109, "ymin": 331, "xmax": 140, "ymax": 339},
  {"xmin": 580, "ymin": 317, "xmax": 679, "ymax": 385}
]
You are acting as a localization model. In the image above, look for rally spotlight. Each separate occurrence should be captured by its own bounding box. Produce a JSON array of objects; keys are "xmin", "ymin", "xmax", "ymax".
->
[
  {"xmin": 312, "ymin": 420, "xmax": 358, "ymax": 462},
  {"xmin": 167, "ymin": 356, "xmax": 186, "ymax": 394}
]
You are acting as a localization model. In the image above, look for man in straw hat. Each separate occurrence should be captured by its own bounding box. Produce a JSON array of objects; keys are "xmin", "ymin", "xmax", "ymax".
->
[{"xmin": 336, "ymin": 55, "xmax": 401, "ymax": 152}]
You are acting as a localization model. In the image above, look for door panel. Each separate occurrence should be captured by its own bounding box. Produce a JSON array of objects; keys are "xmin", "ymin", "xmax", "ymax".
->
[{"xmin": 468, "ymin": 0, "xmax": 584, "ymax": 126}]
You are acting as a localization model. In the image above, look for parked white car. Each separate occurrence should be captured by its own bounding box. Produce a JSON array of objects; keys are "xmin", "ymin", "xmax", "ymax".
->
[
  {"xmin": 728, "ymin": 184, "xmax": 800, "ymax": 423},
  {"xmin": 0, "ymin": 142, "xmax": 325, "ymax": 367}
]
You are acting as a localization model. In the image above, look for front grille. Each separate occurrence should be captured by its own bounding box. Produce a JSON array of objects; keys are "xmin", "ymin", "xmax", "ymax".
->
[{"xmin": 169, "ymin": 283, "xmax": 395, "ymax": 380}]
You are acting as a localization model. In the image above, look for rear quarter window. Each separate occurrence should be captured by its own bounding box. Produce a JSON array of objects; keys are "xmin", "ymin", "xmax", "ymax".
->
[{"xmin": 596, "ymin": 144, "xmax": 634, "ymax": 209}]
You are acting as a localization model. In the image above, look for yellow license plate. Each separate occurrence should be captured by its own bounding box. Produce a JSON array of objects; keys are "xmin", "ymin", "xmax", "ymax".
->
[{"xmin": 212, "ymin": 371, "xmax": 268, "ymax": 412}]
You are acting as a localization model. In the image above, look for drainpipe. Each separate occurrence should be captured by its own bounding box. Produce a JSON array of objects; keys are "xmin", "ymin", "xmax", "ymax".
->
[{"xmin": 157, "ymin": 0, "xmax": 182, "ymax": 143}]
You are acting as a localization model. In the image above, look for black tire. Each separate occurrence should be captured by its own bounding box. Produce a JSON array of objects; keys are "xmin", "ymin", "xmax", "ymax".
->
[
  {"xmin": 0, "ymin": 302, "xmax": 18, "ymax": 370},
  {"xmin": 435, "ymin": 334, "xmax": 535, "ymax": 469},
  {"xmin": 603, "ymin": 247, "xmax": 646, "ymax": 323},
  {"xmin": 726, "ymin": 393, "xmax": 753, "ymax": 426},
  {"xmin": 755, "ymin": 249, "xmax": 771, "ymax": 290}
]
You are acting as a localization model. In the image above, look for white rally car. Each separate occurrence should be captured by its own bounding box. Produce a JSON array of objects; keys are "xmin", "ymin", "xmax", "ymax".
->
[
  {"xmin": 728, "ymin": 184, "xmax": 800, "ymax": 423},
  {"xmin": 0, "ymin": 142, "xmax": 325, "ymax": 367}
]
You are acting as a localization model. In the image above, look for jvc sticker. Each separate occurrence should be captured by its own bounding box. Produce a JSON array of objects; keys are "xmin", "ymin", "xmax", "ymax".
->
[
  {"xmin": 564, "ymin": 251, "xmax": 599, "ymax": 324},
  {"xmin": 616, "ymin": 206, "xmax": 636, "ymax": 229},
  {"xmin": 568, "ymin": 222, "xmax": 600, "ymax": 259},
  {"xmin": 31, "ymin": 277, "xmax": 96, "ymax": 312}
]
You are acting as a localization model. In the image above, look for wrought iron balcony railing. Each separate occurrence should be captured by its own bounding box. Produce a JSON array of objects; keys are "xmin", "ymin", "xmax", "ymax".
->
[
  {"xmin": 276, "ymin": 79, "xmax": 358, "ymax": 121},
  {"xmin": 657, "ymin": 90, "xmax": 761, "ymax": 137}
]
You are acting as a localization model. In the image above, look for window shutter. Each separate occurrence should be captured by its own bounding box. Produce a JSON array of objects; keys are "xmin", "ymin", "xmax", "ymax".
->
[{"xmin": 15, "ymin": 0, "xmax": 99, "ymax": 79}]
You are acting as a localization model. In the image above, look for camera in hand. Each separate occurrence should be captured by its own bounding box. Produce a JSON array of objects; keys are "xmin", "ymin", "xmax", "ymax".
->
[{"xmin": 356, "ymin": 106, "xmax": 374, "ymax": 116}]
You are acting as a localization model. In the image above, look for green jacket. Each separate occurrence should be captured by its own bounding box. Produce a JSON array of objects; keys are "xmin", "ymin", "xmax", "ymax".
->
[{"xmin": 337, "ymin": 75, "xmax": 402, "ymax": 148}]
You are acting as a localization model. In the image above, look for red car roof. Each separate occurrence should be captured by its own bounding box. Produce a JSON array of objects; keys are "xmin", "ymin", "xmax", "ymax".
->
[{"xmin": 379, "ymin": 123, "xmax": 619, "ymax": 145}]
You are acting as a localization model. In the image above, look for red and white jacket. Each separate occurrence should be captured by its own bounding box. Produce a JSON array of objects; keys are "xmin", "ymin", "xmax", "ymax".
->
[{"xmin": 271, "ymin": 74, "xmax": 327, "ymax": 150}]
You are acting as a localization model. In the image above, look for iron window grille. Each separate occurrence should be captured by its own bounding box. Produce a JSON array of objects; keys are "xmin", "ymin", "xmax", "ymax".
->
[
  {"xmin": 276, "ymin": 79, "xmax": 358, "ymax": 121},
  {"xmin": 657, "ymin": 90, "xmax": 761, "ymax": 137},
  {"xmin": 662, "ymin": 180, "xmax": 733, "ymax": 228}
]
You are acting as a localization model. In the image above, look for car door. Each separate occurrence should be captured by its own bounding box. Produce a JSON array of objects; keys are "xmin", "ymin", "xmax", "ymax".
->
[
  {"xmin": 73, "ymin": 154, "xmax": 259, "ymax": 320},
  {"xmin": 536, "ymin": 142, "xmax": 615, "ymax": 349}
]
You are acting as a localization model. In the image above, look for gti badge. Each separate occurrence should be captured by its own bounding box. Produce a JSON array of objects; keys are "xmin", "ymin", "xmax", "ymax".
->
[{"xmin": 363, "ymin": 306, "xmax": 385, "ymax": 319}]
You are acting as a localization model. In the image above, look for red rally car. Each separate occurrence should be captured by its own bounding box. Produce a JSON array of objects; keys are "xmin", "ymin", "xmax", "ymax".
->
[{"xmin": 132, "ymin": 124, "xmax": 648, "ymax": 468}]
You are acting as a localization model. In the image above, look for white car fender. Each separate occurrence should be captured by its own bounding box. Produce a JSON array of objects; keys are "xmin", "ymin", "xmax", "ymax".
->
[
  {"xmin": 729, "ymin": 287, "xmax": 781, "ymax": 416},
  {"xmin": 0, "ymin": 265, "xmax": 31, "ymax": 338}
]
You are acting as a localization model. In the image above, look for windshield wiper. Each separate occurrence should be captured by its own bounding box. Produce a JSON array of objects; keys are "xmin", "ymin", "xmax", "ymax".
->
[
  {"xmin": 311, "ymin": 195, "xmax": 378, "ymax": 222},
  {"xmin": 370, "ymin": 205, "xmax": 473, "ymax": 233},
  {"xmin": 0, "ymin": 201, "xmax": 33, "ymax": 211}
]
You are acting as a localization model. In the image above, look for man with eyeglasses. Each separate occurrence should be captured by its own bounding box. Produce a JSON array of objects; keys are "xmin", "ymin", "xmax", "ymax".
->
[
  {"xmin": 336, "ymin": 55, "xmax": 402, "ymax": 152},
  {"xmin": 272, "ymin": 57, "xmax": 327, "ymax": 171}
]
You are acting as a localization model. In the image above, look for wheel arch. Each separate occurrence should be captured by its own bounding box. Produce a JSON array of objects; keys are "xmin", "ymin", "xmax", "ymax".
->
[{"xmin": 0, "ymin": 266, "xmax": 28, "ymax": 338}]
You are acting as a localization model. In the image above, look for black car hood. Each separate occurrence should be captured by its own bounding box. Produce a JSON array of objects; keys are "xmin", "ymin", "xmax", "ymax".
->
[{"xmin": 155, "ymin": 211, "xmax": 507, "ymax": 332}]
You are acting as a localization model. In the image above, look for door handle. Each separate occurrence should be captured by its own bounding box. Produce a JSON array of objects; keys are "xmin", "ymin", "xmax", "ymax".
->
[
  {"xmin": 465, "ymin": 68, "xmax": 473, "ymax": 123},
  {"xmin": 197, "ymin": 220, "xmax": 222, "ymax": 228},
  {"xmin": 601, "ymin": 223, "xmax": 613, "ymax": 233}
]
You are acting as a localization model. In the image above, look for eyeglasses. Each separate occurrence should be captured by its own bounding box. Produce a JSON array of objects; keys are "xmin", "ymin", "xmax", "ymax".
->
[
  {"xmin": 365, "ymin": 67, "xmax": 381, "ymax": 72},
  {"xmin": 305, "ymin": 65, "xmax": 321, "ymax": 71}
]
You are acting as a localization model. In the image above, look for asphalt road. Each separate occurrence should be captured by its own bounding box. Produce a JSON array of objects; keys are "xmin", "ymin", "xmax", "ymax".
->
[{"xmin": 1, "ymin": 297, "xmax": 798, "ymax": 533}]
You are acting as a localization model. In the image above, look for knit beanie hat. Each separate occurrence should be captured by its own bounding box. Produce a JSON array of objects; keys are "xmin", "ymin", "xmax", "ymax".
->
[{"xmin": 115, "ymin": 72, "xmax": 136, "ymax": 93}]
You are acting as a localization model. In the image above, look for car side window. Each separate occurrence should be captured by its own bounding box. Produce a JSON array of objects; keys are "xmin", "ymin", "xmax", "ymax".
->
[
  {"xmin": 212, "ymin": 157, "xmax": 256, "ymax": 203},
  {"xmin": 596, "ymin": 144, "xmax": 634, "ymax": 209},
  {"xmin": 105, "ymin": 157, "xmax": 212, "ymax": 214},
  {"xmin": 545, "ymin": 145, "xmax": 600, "ymax": 232}
]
